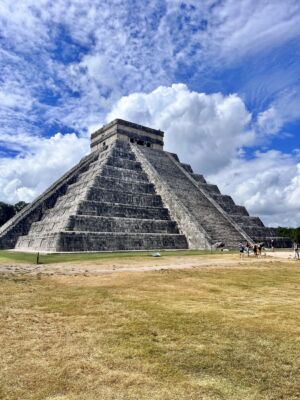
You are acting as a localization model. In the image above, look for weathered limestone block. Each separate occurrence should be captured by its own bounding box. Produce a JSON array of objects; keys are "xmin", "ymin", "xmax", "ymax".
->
[
  {"xmin": 67, "ymin": 216, "xmax": 179, "ymax": 234},
  {"xmin": 94, "ymin": 176, "xmax": 156, "ymax": 194},
  {"xmin": 77, "ymin": 201, "xmax": 170, "ymax": 220},
  {"xmin": 86, "ymin": 188, "xmax": 163, "ymax": 207},
  {"xmin": 56, "ymin": 232, "xmax": 187, "ymax": 252}
]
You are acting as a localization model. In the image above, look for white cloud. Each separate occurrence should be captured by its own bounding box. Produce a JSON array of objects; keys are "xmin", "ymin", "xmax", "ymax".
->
[
  {"xmin": 210, "ymin": 151, "xmax": 300, "ymax": 227},
  {"xmin": 107, "ymin": 84, "xmax": 300, "ymax": 226},
  {"xmin": 107, "ymin": 83, "xmax": 254, "ymax": 174},
  {"xmin": 208, "ymin": 0, "xmax": 300, "ymax": 64},
  {"xmin": 0, "ymin": 132, "xmax": 89, "ymax": 204},
  {"xmin": 257, "ymin": 107, "xmax": 283, "ymax": 136}
]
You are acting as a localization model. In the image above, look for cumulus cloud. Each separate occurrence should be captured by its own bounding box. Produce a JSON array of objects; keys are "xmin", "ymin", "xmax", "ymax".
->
[
  {"xmin": 107, "ymin": 84, "xmax": 300, "ymax": 226},
  {"xmin": 209, "ymin": 150, "xmax": 300, "ymax": 227},
  {"xmin": 257, "ymin": 107, "xmax": 284, "ymax": 136},
  {"xmin": 108, "ymin": 83, "xmax": 255, "ymax": 174},
  {"xmin": 0, "ymin": 133, "xmax": 89, "ymax": 204}
]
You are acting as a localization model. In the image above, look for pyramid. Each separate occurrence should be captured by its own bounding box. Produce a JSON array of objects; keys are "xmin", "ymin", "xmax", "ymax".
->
[{"xmin": 0, "ymin": 119, "xmax": 285, "ymax": 252}]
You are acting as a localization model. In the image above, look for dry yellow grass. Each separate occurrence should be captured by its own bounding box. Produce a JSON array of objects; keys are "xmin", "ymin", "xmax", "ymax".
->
[{"xmin": 0, "ymin": 260, "xmax": 299, "ymax": 399}]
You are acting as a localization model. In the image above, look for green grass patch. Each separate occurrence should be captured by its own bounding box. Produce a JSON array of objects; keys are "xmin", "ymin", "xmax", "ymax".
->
[{"xmin": 0, "ymin": 249, "xmax": 232, "ymax": 265}]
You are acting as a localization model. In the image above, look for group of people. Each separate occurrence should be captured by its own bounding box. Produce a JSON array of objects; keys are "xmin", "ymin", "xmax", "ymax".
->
[
  {"xmin": 238, "ymin": 242, "xmax": 265, "ymax": 258},
  {"xmin": 238, "ymin": 240, "xmax": 299, "ymax": 260}
]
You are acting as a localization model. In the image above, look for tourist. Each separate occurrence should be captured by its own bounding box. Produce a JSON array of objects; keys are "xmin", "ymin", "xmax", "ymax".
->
[
  {"xmin": 293, "ymin": 242, "xmax": 299, "ymax": 260},
  {"xmin": 271, "ymin": 239, "xmax": 275, "ymax": 252},
  {"xmin": 253, "ymin": 244, "xmax": 258, "ymax": 257},
  {"xmin": 239, "ymin": 242, "xmax": 245, "ymax": 258},
  {"xmin": 245, "ymin": 242, "xmax": 250, "ymax": 257},
  {"xmin": 257, "ymin": 243, "xmax": 263, "ymax": 257}
]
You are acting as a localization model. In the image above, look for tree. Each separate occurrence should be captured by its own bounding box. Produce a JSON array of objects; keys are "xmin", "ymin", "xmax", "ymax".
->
[
  {"xmin": 276, "ymin": 226, "xmax": 300, "ymax": 243},
  {"xmin": 14, "ymin": 201, "xmax": 28, "ymax": 213},
  {"xmin": 293, "ymin": 228, "xmax": 300, "ymax": 243},
  {"xmin": 0, "ymin": 202, "xmax": 15, "ymax": 226},
  {"xmin": 0, "ymin": 201, "xmax": 29, "ymax": 227}
]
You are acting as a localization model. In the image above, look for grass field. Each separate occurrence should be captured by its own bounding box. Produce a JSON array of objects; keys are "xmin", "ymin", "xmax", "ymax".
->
[
  {"xmin": 0, "ymin": 249, "xmax": 228, "ymax": 265},
  {"xmin": 0, "ymin": 259, "xmax": 299, "ymax": 400}
]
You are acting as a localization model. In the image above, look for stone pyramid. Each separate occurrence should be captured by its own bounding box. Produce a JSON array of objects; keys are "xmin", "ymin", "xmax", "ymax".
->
[{"xmin": 0, "ymin": 119, "xmax": 283, "ymax": 252}]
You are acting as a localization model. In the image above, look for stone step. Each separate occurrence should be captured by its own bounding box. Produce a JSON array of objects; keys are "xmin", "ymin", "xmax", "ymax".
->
[
  {"xmin": 106, "ymin": 156, "xmax": 143, "ymax": 171},
  {"xmin": 29, "ymin": 215, "xmax": 179, "ymax": 235},
  {"xmin": 86, "ymin": 187, "xmax": 163, "ymax": 207},
  {"xmin": 67, "ymin": 215, "xmax": 179, "ymax": 233},
  {"xmin": 241, "ymin": 226, "xmax": 274, "ymax": 238},
  {"xmin": 192, "ymin": 173, "xmax": 207, "ymax": 184},
  {"xmin": 42, "ymin": 203, "xmax": 78, "ymax": 219},
  {"xmin": 110, "ymin": 148, "xmax": 136, "ymax": 161},
  {"xmin": 230, "ymin": 215, "xmax": 264, "ymax": 227},
  {"xmin": 94, "ymin": 176, "xmax": 156, "ymax": 194},
  {"xmin": 197, "ymin": 183, "xmax": 221, "ymax": 195},
  {"xmin": 66, "ymin": 177, "xmax": 96, "ymax": 194},
  {"xmin": 28, "ymin": 217, "xmax": 69, "ymax": 235},
  {"xmin": 75, "ymin": 164, "xmax": 104, "ymax": 182},
  {"xmin": 101, "ymin": 165, "xmax": 149, "ymax": 182},
  {"xmin": 16, "ymin": 232, "xmax": 188, "ymax": 251},
  {"xmin": 54, "ymin": 192, "xmax": 86, "ymax": 208},
  {"xmin": 180, "ymin": 163, "xmax": 193, "ymax": 173},
  {"xmin": 77, "ymin": 201, "xmax": 170, "ymax": 220},
  {"xmin": 231, "ymin": 205, "xmax": 249, "ymax": 216},
  {"xmin": 16, "ymin": 233, "xmax": 59, "ymax": 251},
  {"xmin": 210, "ymin": 194, "xmax": 249, "ymax": 216},
  {"xmin": 59, "ymin": 232, "xmax": 188, "ymax": 251}
]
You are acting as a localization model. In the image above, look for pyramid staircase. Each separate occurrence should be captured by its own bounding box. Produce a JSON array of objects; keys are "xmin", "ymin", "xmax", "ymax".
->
[
  {"xmin": 14, "ymin": 141, "xmax": 188, "ymax": 251},
  {"xmin": 153, "ymin": 150, "xmax": 283, "ymax": 247},
  {"xmin": 187, "ymin": 167, "xmax": 280, "ymax": 245},
  {"xmin": 134, "ymin": 146, "xmax": 251, "ymax": 248}
]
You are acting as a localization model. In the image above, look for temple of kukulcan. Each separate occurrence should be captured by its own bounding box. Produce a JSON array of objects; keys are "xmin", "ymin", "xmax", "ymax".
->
[{"xmin": 0, "ymin": 119, "xmax": 286, "ymax": 252}]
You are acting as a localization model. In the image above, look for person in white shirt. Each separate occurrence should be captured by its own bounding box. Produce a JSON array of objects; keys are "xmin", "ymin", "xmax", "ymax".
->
[{"xmin": 293, "ymin": 242, "xmax": 299, "ymax": 260}]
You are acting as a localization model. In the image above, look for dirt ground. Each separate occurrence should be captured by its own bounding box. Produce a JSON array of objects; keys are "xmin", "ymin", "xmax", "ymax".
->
[{"xmin": 0, "ymin": 251, "xmax": 298, "ymax": 276}]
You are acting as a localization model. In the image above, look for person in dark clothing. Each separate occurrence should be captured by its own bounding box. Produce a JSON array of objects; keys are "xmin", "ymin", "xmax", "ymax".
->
[{"xmin": 253, "ymin": 244, "xmax": 258, "ymax": 257}]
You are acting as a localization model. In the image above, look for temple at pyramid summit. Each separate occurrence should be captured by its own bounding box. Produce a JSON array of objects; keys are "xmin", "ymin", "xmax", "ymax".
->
[{"xmin": 0, "ymin": 119, "xmax": 286, "ymax": 252}]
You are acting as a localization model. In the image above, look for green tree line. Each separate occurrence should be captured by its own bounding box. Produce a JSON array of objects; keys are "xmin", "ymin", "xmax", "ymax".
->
[
  {"xmin": 0, "ymin": 201, "xmax": 28, "ymax": 227},
  {"xmin": 276, "ymin": 227, "xmax": 300, "ymax": 243}
]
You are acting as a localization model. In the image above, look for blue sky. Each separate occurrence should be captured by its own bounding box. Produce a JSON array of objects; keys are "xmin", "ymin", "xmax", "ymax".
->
[{"xmin": 0, "ymin": 0, "xmax": 299, "ymax": 226}]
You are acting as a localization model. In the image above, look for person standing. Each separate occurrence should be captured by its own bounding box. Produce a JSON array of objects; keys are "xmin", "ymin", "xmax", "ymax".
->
[
  {"xmin": 293, "ymin": 242, "xmax": 299, "ymax": 260},
  {"xmin": 253, "ymin": 244, "xmax": 258, "ymax": 257},
  {"xmin": 239, "ymin": 243, "xmax": 245, "ymax": 259},
  {"xmin": 257, "ymin": 243, "xmax": 263, "ymax": 257},
  {"xmin": 245, "ymin": 242, "xmax": 250, "ymax": 257}
]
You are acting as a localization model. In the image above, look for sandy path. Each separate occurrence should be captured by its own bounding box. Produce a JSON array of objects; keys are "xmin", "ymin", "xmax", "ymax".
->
[
  {"xmin": 0, "ymin": 253, "xmax": 292, "ymax": 277},
  {"xmin": 267, "ymin": 251, "xmax": 299, "ymax": 260}
]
